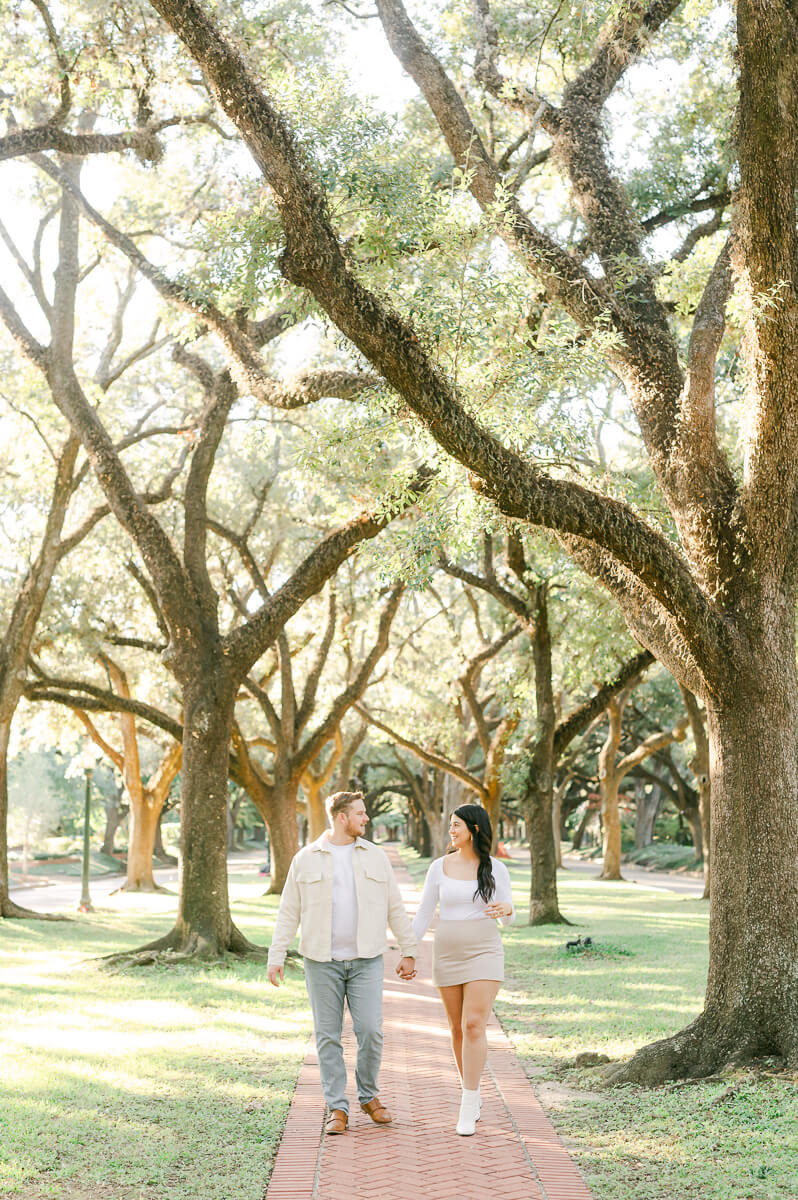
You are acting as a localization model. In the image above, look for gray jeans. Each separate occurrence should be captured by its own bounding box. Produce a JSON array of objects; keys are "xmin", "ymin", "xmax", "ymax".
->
[{"xmin": 303, "ymin": 955, "xmax": 384, "ymax": 1114}]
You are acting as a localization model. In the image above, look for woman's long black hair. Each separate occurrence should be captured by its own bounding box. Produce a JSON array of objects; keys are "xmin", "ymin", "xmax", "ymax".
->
[{"xmin": 453, "ymin": 804, "xmax": 495, "ymax": 903}]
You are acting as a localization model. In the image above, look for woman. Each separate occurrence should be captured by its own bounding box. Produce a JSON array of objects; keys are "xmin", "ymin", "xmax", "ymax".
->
[{"xmin": 412, "ymin": 804, "xmax": 514, "ymax": 1135}]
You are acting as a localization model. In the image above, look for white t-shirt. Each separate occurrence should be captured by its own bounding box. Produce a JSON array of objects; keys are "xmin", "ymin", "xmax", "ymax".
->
[
  {"xmin": 412, "ymin": 856, "xmax": 515, "ymax": 939},
  {"xmin": 329, "ymin": 841, "xmax": 359, "ymax": 960}
]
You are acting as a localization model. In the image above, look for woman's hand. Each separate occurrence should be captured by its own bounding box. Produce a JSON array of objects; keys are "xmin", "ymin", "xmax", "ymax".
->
[{"xmin": 485, "ymin": 902, "xmax": 512, "ymax": 919}]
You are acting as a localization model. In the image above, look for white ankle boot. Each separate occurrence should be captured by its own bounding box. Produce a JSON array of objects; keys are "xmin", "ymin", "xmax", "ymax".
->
[
  {"xmin": 456, "ymin": 1088, "xmax": 480, "ymax": 1136},
  {"xmin": 475, "ymin": 1085, "xmax": 481, "ymax": 1121}
]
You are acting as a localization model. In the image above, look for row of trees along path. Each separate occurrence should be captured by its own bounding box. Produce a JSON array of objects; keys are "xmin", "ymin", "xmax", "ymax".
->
[
  {"xmin": 0, "ymin": 144, "xmax": 431, "ymax": 955},
  {"xmin": 133, "ymin": 0, "xmax": 798, "ymax": 1081}
]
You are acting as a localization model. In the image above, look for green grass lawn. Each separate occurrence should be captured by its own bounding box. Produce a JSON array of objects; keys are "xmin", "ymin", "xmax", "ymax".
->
[
  {"xmin": 402, "ymin": 848, "xmax": 798, "ymax": 1200},
  {"xmin": 0, "ymin": 866, "xmax": 312, "ymax": 1200},
  {"xmin": 5, "ymin": 852, "xmax": 798, "ymax": 1200}
]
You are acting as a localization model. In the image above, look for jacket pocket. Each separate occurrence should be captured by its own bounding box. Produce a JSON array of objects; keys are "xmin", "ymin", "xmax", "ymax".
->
[{"xmin": 297, "ymin": 871, "xmax": 325, "ymax": 922}]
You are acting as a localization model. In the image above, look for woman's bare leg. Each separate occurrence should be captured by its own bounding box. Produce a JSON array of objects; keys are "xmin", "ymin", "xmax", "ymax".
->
[
  {"xmin": 460, "ymin": 980, "xmax": 500, "ymax": 1089},
  {"xmin": 437, "ymin": 984, "xmax": 465, "ymax": 1079}
]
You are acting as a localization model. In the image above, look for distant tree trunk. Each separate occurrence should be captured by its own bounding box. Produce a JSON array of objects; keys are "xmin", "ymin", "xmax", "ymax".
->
[
  {"xmin": 599, "ymin": 690, "xmax": 687, "ymax": 881},
  {"xmin": 126, "ymin": 800, "xmax": 163, "ymax": 890},
  {"xmin": 522, "ymin": 584, "xmax": 568, "ymax": 923},
  {"xmin": 266, "ymin": 781, "xmax": 300, "ymax": 893},
  {"xmin": 681, "ymin": 687, "xmax": 711, "ymax": 899},
  {"xmin": 301, "ymin": 730, "xmax": 343, "ymax": 842},
  {"xmin": 684, "ymin": 806, "xmax": 703, "ymax": 860},
  {"xmin": 332, "ymin": 720, "xmax": 367, "ymax": 791},
  {"xmin": 0, "ymin": 721, "xmax": 23, "ymax": 918},
  {"xmin": 304, "ymin": 773, "xmax": 328, "ymax": 842},
  {"xmin": 124, "ymin": 742, "xmax": 182, "ymax": 891},
  {"xmin": 698, "ymin": 782, "xmax": 711, "ymax": 898},
  {"xmin": 551, "ymin": 773, "xmax": 574, "ymax": 868},
  {"xmin": 101, "ymin": 786, "xmax": 127, "ymax": 856},
  {"xmin": 153, "ymin": 811, "xmax": 177, "ymax": 863},
  {"xmin": 230, "ymin": 728, "xmax": 298, "ymax": 893},
  {"xmin": 600, "ymin": 781, "xmax": 624, "ymax": 879},
  {"xmin": 75, "ymin": 667, "xmax": 182, "ymax": 893},
  {"xmin": 598, "ymin": 697, "xmax": 625, "ymax": 880},
  {"xmin": 484, "ymin": 710, "xmax": 519, "ymax": 846},
  {"xmin": 634, "ymin": 780, "xmax": 662, "ymax": 849}
]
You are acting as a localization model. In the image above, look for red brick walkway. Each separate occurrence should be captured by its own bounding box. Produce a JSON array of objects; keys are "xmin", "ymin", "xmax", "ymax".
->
[{"xmin": 266, "ymin": 849, "xmax": 595, "ymax": 1200}]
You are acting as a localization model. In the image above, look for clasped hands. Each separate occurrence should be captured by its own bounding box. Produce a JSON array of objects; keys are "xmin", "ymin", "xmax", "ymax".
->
[
  {"xmin": 395, "ymin": 955, "xmax": 416, "ymax": 980},
  {"xmin": 485, "ymin": 902, "xmax": 513, "ymax": 919}
]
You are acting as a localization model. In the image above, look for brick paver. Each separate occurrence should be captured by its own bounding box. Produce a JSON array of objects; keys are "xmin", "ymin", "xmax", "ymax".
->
[{"xmin": 266, "ymin": 848, "xmax": 595, "ymax": 1200}]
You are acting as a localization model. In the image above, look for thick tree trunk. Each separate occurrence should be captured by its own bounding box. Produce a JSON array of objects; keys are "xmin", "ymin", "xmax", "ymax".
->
[
  {"xmin": 609, "ymin": 657, "xmax": 798, "ymax": 1082},
  {"xmin": 140, "ymin": 673, "xmax": 253, "ymax": 957}
]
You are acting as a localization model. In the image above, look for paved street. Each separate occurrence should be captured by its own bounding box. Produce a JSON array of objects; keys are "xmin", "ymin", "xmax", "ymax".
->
[
  {"xmin": 10, "ymin": 845, "xmax": 706, "ymax": 913},
  {"xmin": 8, "ymin": 848, "xmax": 268, "ymax": 912}
]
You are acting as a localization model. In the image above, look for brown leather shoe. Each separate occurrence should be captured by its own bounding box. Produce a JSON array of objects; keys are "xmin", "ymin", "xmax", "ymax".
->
[
  {"xmin": 360, "ymin": 1097, "xmax": 392, "ymax": 1124},
  {"xmin": 325, "ymin": 1108, "xmax": 348, "ymax": 1134}
]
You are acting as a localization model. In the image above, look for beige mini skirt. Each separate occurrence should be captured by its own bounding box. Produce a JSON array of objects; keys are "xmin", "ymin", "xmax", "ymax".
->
[{"xmin": 432, "ymin": 918, "xmax": 504, "ymax": 987}]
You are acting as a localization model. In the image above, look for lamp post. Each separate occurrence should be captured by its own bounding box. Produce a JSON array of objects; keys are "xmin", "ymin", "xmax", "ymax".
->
[{"xmin": 78, "ymin": 765, "xmax": 94, "ymax": 913}]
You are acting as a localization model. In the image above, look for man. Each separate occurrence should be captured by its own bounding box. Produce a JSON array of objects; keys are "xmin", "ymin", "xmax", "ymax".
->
[{"xmin": 267, "ymin": 790, "xmax": 417, "ymax": 1134}]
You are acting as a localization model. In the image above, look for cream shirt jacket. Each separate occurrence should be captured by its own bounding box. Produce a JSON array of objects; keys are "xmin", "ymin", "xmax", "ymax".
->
[{"xmin": 267, "ymin": 834, "xmax": 418, "ymax": 967}]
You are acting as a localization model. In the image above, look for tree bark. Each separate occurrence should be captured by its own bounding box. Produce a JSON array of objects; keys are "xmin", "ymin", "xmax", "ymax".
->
[
  {"xmin": 609, "ymin": 670, "xmax": 798, "ymax": 1081},
  {"xmin": 138, "ymin": 671, "xmax": 251, "ymax": 956}
]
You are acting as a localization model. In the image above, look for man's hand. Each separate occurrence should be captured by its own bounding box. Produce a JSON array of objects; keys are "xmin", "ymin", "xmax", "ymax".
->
[
  {"xmin": 268, "ymin": 963, "xmax": 284, "ymax": 987},
  {"xmin": 396, "ymin": 956, "xmax": 416, "ymax": 980}
]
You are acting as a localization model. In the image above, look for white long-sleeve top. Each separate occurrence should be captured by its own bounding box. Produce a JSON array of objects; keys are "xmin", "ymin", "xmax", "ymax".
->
[{"xmin": 412, "ymin": 855, "xmax": 515, "ymax": 940}]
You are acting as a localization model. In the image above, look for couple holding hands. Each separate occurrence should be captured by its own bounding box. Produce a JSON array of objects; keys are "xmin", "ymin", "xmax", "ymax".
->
[{"xmin": 267, "ymin": 791, "xmax": 514, "ymax": 1137}]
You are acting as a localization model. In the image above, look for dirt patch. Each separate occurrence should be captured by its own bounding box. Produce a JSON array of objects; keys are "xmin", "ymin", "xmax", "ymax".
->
[
  {"xmin": 534, "ymin": 1077, "xmax": 598, "ymax": 1112},
  {"xmin": 16, "ymin": 1184, "xmax": 151, "ymax": 1200}
]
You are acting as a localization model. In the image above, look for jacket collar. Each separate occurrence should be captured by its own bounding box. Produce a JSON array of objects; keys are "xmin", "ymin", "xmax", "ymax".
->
[{"xmin": 310, "ymin": 832, "xmax": 368, "ymax": 853}]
